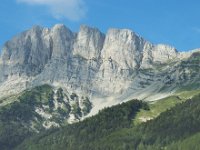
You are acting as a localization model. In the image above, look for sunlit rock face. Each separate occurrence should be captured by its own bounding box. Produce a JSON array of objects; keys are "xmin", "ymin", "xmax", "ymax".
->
[{"xmin": 0, "ymin": 24, "xmax": 198, "ymax": 107}]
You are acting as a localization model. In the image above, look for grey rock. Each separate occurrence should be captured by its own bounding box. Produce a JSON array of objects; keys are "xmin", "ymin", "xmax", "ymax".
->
[{"xmin": 0, "ymin": 24, "xmax": 199, "ymax": 115}]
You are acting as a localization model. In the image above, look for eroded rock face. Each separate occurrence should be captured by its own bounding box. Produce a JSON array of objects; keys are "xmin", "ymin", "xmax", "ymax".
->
[
  {"xmin": 0, "ymin": 24, "xmax": 198, "ymax": 103},
  {"xmin": 73, "ymin": 25, "xmax": 105, "ymax": 59},
  {"xmin": 101, "ymin": 29, "xmax": 145, "ymax": 69},
  {"xmin": 152, "ymin": 44, "xmax": 178, "ymax": 63},
  {"xmin": 50, "ymin": 24, "xmax": 74, "ymax": 59}
]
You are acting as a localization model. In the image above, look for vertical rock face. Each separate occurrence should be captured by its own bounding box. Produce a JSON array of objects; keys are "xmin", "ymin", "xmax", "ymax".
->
[
  {"xmin": 2, "ymin": 26, "xmax": 51, "ymax": 65},
  {"xmin": 1, "ymin": 26, "xmax": 52, "ymax": 79},
  {"xmin": 151, "ymin": 44, "xmax": 178, "ymax": 63},
  {"xmin": 140, "ymin": 42, "xmax": 154, "ymax": 69},
  {"xmin": 73, "ymin": 25, "xmax": 105, "ymax": 59},
  {"xmin": 50, "ymin": 24, "xmax": 74, "ymax": 59},
  {"xmin": 0, "ymin": 24, "xmax": 197, "ymax": 103},
  {"xmin": 101, "ymin": 29, "xmax": 145, "ymax": 69}
]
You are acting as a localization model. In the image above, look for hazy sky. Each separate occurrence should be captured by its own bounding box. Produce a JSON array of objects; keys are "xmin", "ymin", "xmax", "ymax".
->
[{"xmin": 1, "ymin": 0, "xmax": 200, "ymax": 51}]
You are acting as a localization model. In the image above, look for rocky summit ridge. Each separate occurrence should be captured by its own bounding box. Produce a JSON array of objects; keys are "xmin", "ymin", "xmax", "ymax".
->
[{"xmin": 0, "ymin": 24, "xmax": 200, "ymax": 115}]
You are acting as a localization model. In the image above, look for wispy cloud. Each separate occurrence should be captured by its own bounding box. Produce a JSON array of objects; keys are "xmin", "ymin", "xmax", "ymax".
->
[{"xmin": 17, "ymin": 0, "xmax": 87, "ymax": 21}]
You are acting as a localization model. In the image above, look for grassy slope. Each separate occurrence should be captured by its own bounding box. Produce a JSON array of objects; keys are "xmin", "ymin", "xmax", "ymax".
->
[{"xmin": 134, "ymin": 89, "xmax": 200, "ymax": 125}]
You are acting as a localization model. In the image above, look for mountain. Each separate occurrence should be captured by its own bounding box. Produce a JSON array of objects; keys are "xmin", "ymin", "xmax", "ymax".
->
[
  {"xmin": 1, "ymin": 24, "xmax": 200, "ymax": 149},
  {"xmin": 0, "ymin": 24, "xmax": 200, "ymax": 113}
]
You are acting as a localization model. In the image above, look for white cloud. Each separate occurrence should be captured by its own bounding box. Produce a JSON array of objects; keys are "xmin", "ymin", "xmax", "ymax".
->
[{"xmin": 17, "ymin": 0, "xmax": 87, "ymax": 21}]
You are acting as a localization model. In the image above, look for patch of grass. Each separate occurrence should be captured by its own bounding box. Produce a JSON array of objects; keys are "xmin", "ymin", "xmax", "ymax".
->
[
  {"xmin": 134, "ymin": 89, "xmax": 200, "ymax": 125},
  {"xmin": 134, "ymin": 96, "xmax": 180, "ymax": 125}
]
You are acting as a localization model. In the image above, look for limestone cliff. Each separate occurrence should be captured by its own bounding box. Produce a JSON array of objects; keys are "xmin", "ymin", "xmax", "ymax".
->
[{"xmin": 0, "ymin": 24, "xmax": 199, "ymax": 113}]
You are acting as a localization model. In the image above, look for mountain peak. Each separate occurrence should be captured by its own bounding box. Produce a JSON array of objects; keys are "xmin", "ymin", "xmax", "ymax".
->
[
  {"xmin": 107, "ymin": 28, "xmax": 135, "ymax": 36},
  {"xmin": 52, "ymin": 24, "xmax": 66, "ymax": 29},
  {"xmin": 0, "ymin": 24, "xmax": 200, "ymax": 110},
  {"xmin": 79, "ymin": 24, "xmax": 100, "ymax": 31}
]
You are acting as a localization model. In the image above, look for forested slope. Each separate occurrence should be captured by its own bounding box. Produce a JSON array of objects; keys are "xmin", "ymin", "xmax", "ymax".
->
[{"xmin": 16, "ymin": 94, "xmax": 200, "ymax": 150}]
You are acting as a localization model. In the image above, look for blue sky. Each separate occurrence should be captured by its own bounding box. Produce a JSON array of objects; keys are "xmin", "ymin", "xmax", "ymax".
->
[{"xmin": 0, "ymin": 0, "xmax": 200, "ymax": 51}]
